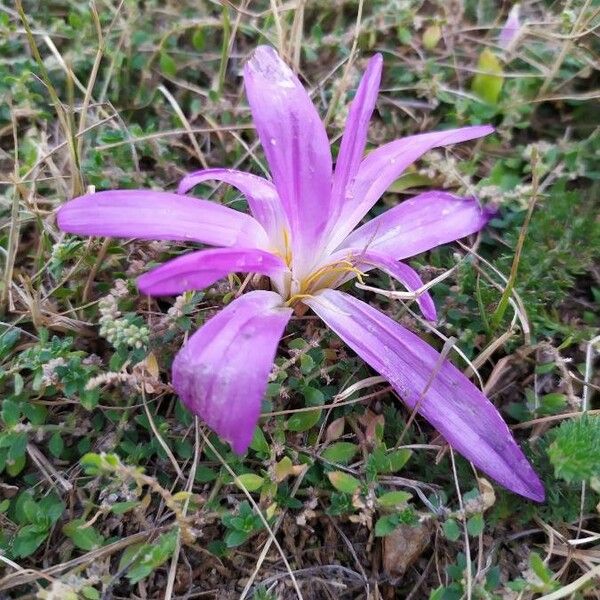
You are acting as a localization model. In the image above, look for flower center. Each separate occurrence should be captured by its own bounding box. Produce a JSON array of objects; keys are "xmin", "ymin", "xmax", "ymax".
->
[{"xmin": 285, "ymin": 259, "xmax": 366, "ymax": 307}]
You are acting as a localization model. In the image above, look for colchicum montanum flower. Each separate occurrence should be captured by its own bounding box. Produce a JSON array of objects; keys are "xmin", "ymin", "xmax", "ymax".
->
[{"xmin": 57, "ymin": 46, "xmax": 544, "ymax": 502}]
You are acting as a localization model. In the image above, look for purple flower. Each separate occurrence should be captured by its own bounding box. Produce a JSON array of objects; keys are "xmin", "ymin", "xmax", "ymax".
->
[
  {"xmin": 499, "ymin": 4, "xmax": 521, "ymax": 50},
  {"xmin": 57, "ymin": 47, "xmax": 544, "ymax": 501}
]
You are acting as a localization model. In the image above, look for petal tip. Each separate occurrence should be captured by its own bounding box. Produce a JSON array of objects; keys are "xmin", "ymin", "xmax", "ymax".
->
[
  {"xmin": 245, "ymin": 45, "xmax": 291, "ymax": 81},
  {"xmin": 136, "ymin": 274, "xmax": 153, "ymax": 296},
  {"xmin": 370, "ymin": 52, "xmax": 384, "ymax": 67},
  {"xmin": 524, "ymin": 476, "xmax": 545, "ymax": 503},
  {"xmin": 55, "ymin": 205, "xmax": 67, "ymax": 229},
  {"xmin": 176, "ymin": 177, "xmax": 191, "ymax": 195},
  {"xmin": 230, "ymin": 433, "xmax": 253, "ymax": 455},
  {"xmin": 56, "ymin": 198, "xmax": 85, "ymax": 233},
  {"xmin": 482, "ymin": 203, "xmax": 499, "ymax": 222}
]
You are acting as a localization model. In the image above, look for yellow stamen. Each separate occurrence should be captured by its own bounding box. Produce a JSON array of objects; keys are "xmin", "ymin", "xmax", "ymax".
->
[
  {"xmin": 301, "ymin": 260, "xmax": 353, "ymax": 290},
  {"xmin": 282, "ymin": 228, "xmax": 293, "ymax": 267},
  {"xmin": 285, "ymin": 293, "xmax": 314, "ymax": 307},
  {"xmin": 318, "ymin": 267, "xmax": 366, "ymax": 291},
  {"xmin": 300, "ymin": 260, "xmax": 366, "ymax": 294}
]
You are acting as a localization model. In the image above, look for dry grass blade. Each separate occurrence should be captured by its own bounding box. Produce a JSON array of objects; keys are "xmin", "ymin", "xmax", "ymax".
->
[{"xmin": 158, "ymin": 84, "xmax": 208, "ymax": 168}]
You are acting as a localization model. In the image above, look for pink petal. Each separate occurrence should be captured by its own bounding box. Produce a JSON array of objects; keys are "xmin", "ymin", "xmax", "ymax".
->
[
  {"xmin": 499, "ymin": 4, "xmax": 521, "ymax": 49},
  {"xmin": 137, "ymin": 248, "xmax": 287, "ymax": 296},
  {"xmin": 173, "ymin": 291, "xmax": 291, "ymax": 454},
  {"xmin": 177, "ymin": 168, "xmax": 289, "ymax": 249},
  {"xmin": 328, "ymin": 125, "xmax": 494, "ymax": 250},
  {"xmin": 305, "ymin": 290, "xmax": 544, "ymax": 501},
  {"xmin": 57, "ymin": 190, "xmax": 268, "ymax": 248},
  {"xmin": 350, "ymin": 250, "xmax": 437, "ymax": 321},
  {"xmin": 243, "ymin": 46, "xmax": 333, "ymax": 263},
  {"xmin": 330, "ymin": 54, "xmax": 383, "ymax": 223},
  {"xmin": 337, "ymin": 191, "xmax": 491, "ymax": 260}
]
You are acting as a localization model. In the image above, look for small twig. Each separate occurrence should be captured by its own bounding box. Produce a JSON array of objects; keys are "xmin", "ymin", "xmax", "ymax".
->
[
  {"xmin": 82, "ymin": 237, "xmax": 111, "ymax": 304},
  {"xmin": 490, "ymin": 147, "xmax": 541, "ymax": 330},
  {"xmin": 158, "ymin": 84, "xmax": 208, "ymax": 168},
  {"xmin": 450, "ymin": 449, "xmax": 472, "ymax": 600},
  {"xmin": 142, "ymin": 388, "xmax": 185, "ymax": 480}
]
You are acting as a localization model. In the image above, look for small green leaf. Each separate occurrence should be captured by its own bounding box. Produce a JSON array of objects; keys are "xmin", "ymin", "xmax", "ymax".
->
[
  {"xmin": 207, "ymin": 540, "xmax": 228, "ymax": 556},
  {"xmin": 1, "ymin": 399, "xmax": 21, "ymax": 427},
  {"xmin": 82, "ymin": 587, "xmax": 100, "ymax": 600},
  {"xmin": 374, "ymin": 508, "xmax": 418, "ymax": 536},
  {"xmin": 422, "ymin": 24, "xmax": 441, "ymax": 50},
  {"xmin": 249, "ymin": 427, "xmax": 270, "ymax": 454},
  {"xmin": 539, "ymin": 392, "xmax": 567, "ymax": 415},
  {"xmin": 125, "ymin": 529, "xmax": 178, "ymax": 584},
  {"xmin": 118, "ymin": 542, "xmax": 145, "ymax": 572},
  {"xmin": 471, "ymin": 48, "xmax": 504, "ymax": 104},
  {"xmin": 0, "ymin": 328, "xmax": 20, "ymax": 360},
  {"xmin": 529, "ymin": 552, "xmax": 552, "ymax": 584},
  {"xmin": 110, "ymin": 501, "xmax": 139, "ymax": 515},
  {"xmin": 397, "ymin": 27, "xmax": 411, "ymax": 44},
  {"xmin": 274, "ymin": 456, "xmax": 293, "ymax": 481},
  {"xmin": 300, "ymin": 353, "xmax": 314, "ymax": 373},
  {"xmin": 12, "ymin": 524, "xmax": 48, "ymax": 557},
  {"xmin": 287, "ymin": 408, "xmax": 321, "ymax": 432},
  {"xmin": 466, "ymin": 513, "xmax": 484, "ymax": 537},
  {"xmin": 369, "ymin": 447, "xmax": 412, "ymax": 474},
  {"xmin": 63, "ymin": 519, "xmax": 104, "ymax": 551},
  {"xmin": 13, "ymin": 373, "xmax": 24, "ymax": 396},
  {"xmin": 388, "ymin": 172, "xmax": 433, "ymax": 193},
  {"xmin": 429, "ymin": 586, "xmax": 445, "ymax": 600},
  {"xmin": 374, "ymin": 514, "xmax": 399, "ymax": 537},
  {"xmin": 235, "ymin": 473, "xmax": 264, "ymax": 492},
  {"xmin": 225, "ymin": 529, "xmax": 249, "ymax": 547},
  {"xmin": 49, "ymin": 432, "xmax": 64, "ymax": 458},
  {"xmin": 39, "ymin": 495, "xmax": 65, "ymax": 524},
  {"xmin": 80, "ymin": 388, "xmax": 99, "ymax": 410},
  {"xmin": 159, "ymin": 52, "xmax": 177, "ymax": 77},
  {"xmin": 386, "ymin": 449, "xmax": 412, "ymax": 472},
  {"xmin": 327, "ymin": 471, "xmax": 361, "ymax": 494},
  {"xmin": 377, "ymin": 491, "xmax": 412, "ymax": 508},
  {"xmin": 191, "ymin": 28, "xmax": 205, "ymax": 51},
  {"xmin": 535, "ymin": 362, "xmax": 555, "ymax": 375},
  {"xmin": 442, "ymin": 519, "xmax": 461, "ymax": 542},
  {"xmin": 80, "ymin": 453, "xmax": 104, "ymax": 475},
  {"xmin": 321, "ymin": 442, "xmax": 358, "ymax": 465},
  {"xmin": 195, "ymin": 465, "xmax": 217, "ymax": 483},
  {"xmin": 8, "ymin": 432, "xmax": 27, "ymax": 461},
  {"xmin": 22, "ymin": 498, "xmax": 41, "ymax": 523},
  {"xmin": 6, "ymin": 454, "xmax": 26, "ymax": 476}
]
